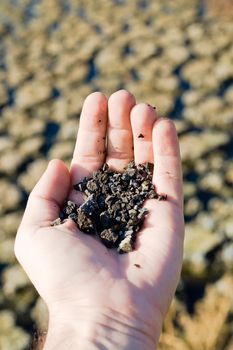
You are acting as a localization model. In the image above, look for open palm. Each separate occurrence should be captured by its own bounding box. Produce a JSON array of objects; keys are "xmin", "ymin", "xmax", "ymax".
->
[{"xmin": 15, "ymin": 90, "xmax": 184, "ymax": 349}]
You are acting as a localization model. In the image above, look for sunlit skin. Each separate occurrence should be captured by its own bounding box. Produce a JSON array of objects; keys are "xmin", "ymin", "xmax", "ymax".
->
[{"xmin": 15, "ymin": 90, "xmax": 184, "ymax": 349}]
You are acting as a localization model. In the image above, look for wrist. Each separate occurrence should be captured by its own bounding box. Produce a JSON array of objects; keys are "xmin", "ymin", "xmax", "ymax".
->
[{"xmin": 44, "ymin": 304, "xmax": 161, "ymax": 350}]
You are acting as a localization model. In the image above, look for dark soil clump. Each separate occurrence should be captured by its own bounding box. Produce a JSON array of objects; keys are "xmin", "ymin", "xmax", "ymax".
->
[{"xmin": 52, "ymin": 161, "xmax": 167, "ymax": 253}]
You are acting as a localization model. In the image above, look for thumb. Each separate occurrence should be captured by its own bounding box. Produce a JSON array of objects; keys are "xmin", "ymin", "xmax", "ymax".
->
[{"xmin": 21, "ymin": 159, "xmax": 70, "ymax": 228}]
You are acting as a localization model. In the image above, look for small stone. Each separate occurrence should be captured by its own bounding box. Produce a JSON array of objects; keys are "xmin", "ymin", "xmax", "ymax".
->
[
  {"xmin": 222, "ymin": 218, "xmax": 233, "ymax": 240},
  {"xmin": 0, "ymin": 327, "xmax": 30, "ymax": 350},
  {"xmin": 148, "ymin": 190, "xmax": 158, "ymax": 199},
  {"xmin": 180, "ymin": 131, "xmax": 230, "ymax": 161},
  {"xmin": 102, "ymin": 163, "xmax": 109, "ymax": 172},
  {"xmin": 185, "ymin": 198, "xmax": 203, "ymax": 216},
  {"xmin": 68, "ymin": 213, "xmax": 78, "ymax": 222},
  {"xmin": 158, "ymin": 194, "xmax": 167, "ymax": 201},
  {"xmin": 16, "ymin": 80, "xmax": 52, "ymax": 109},
  {"xmin": 64, "ymin": 200, "xmax": 77, "ymax": 215},
  {"xmin": 0, "ymin": 310, "xmax": 15, "ymax": 331},
  {"xmin": 0, "ymin": 151, "xmax": 25, "ymax": 175},
  {"xmin": 118, "ymin": 235, "xmax": 134, "ymax": 253},
  {"xmin": 2, "ymin": 265, "xmax": 30, "ymax": 296},
  {"xmin": 137, "ymin": 207, "xmax": 149, "ymax": 220},
  {"xmin": 221, "ymin": 243, "xmax": 233, "ymax": 270},
  {"xmin": 0, "ymin": 181, "xmax": 22, "ymax": 214},
  {"xmin": 51, "ymin": 218, "xmax": 62, "ymax": 226},
  {"xmin": 18, "ymin": 159, "xmax": 48, "ymax": 193},
  {"xmin": 76, "ymin": 207, "xmax": 96, "ymax": 234},
  {"xmin": 0, "ymin": 211, "xmax": 22, "ymax": 237},
  {"xmin": 48, "ymin": 141, "xmax": 74, "ymax": 161},
  {"xmin": 124, "ymin": 230, "xmax": 134, "ymax": 237},
  {"xmin": 100, "ymin": 211, "xmax": 112, "ymax": 229},
  {"xmin": 86, "ymin": 180, "xmax": 99, "ymax": 193},
  {"xmin": 127, "ymin": 168, "xmax": 136, "ymax": 178},
  {"xmin": 100, "ymin": 229, "xmax": 118, "ymax": 248},
  {"xmin": 31, "ymin": 297, "xmax": 48, "ymax": 331},
  {"xmin": 79, "ymin": 194, "xmax": 99, "ymax": 217},
  {"xmin": 0, "ymin": 239, "xmax": 15, "ymax": 264}
]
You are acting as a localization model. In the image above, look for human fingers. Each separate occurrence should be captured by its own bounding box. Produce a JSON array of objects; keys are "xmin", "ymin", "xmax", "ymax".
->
[
  {"xmin": 70, "ymin": 92, "xmax": 108, "ymax": 184},
  {"xmin": 20, "ymin": 159, "xmax": 70, "ymax": 228},
  {"xmin": 106, "ymin": 90, "xmax": 136, "ymax": 171},
  {"xmin": 130, "ymin": 103, "xmax": 158, "ymax": 164},
  {"xmin": 152, "ymin": 118, "xmax": 183, "ymax": 208}
]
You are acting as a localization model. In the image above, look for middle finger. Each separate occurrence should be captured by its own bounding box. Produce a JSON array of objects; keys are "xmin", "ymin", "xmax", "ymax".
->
[{"xmin": 106, "ymin": 90, "xmax": 136, "ymax": 171}]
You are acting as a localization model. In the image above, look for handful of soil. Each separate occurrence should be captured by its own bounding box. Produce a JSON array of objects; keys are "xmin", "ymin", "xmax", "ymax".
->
[{"xmin": 52, "ymin": 161, "xmax": 167, "ymax": 253}]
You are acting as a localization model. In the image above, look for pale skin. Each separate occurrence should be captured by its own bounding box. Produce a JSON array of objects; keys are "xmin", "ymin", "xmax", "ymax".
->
[{"xmin": 15, "ymin": 90, "xmax": 184, "ymax": 349}]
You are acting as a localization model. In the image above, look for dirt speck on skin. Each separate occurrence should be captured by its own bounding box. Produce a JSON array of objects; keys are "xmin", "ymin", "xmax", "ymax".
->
[
  {"xmin": 52, "ymin": 161, "xmax": 167, "ymax": 253},
  {"xmin": 138, "ymin": 133, "xmax": 144, "ymax": 138},
  {"xmin": 147, "ymin": 104, "xmax": 156, "ymax": 110},
  {"xmin": 134, "ymin": 263, "xmax": 141, "ymax": 268}
]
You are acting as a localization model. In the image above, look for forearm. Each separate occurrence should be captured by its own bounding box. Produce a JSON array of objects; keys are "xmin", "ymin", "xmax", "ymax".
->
[{"xmin": 44, "ymin": 306, "xmax": 161, "ymax": 350}]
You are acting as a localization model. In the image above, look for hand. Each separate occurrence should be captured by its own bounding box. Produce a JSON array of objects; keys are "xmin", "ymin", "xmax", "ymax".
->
[{"xmin": 15, "ymin": 90, "xmax": 184, "ymax": 349}]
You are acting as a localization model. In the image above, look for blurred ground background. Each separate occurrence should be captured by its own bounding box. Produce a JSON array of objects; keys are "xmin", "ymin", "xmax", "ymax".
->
[{"xmin": 0, "ymin": 0, "xmax": 233, "ymax": 349}]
